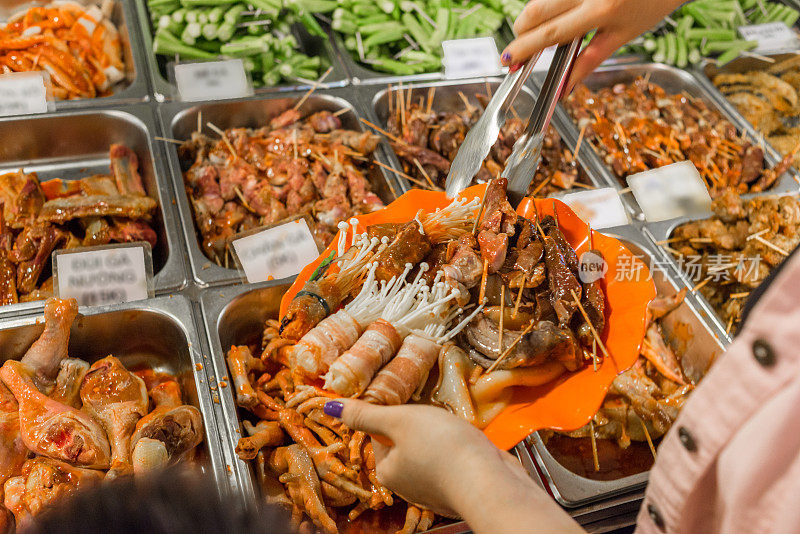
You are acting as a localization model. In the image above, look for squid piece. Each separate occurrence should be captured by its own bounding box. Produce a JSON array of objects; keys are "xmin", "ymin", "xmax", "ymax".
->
[
  {"xmin": 362, "ymin": 333, "xmax": 440, "ymax": 405},
  {"xmin": 130, "ymin": 380, "xmax": 203, "ymax": 460},
  {"xmin": 432, "ymin": 344, "xmax": 477, "ymax": 424},
  {"xmin": 131, "ymin": 438, "xmax": 169, "ymax": 474},
  {"xmin": 235, "ymin": 420, "xmax": 284, "ymax": 460},
  {"xmin": 80, "ymin": 356, "xmax": 148, "ymax": 478},
  {"xmin": 469, "ymin": 362, "xmax": 566, "ymax": 407},
  {"xmin": 0, "ymin": 360, "xmax": 110, "ymax": 469},
  {"xmin": 226, "ymin": 345, "xmax": 265, "ymax": 409}
]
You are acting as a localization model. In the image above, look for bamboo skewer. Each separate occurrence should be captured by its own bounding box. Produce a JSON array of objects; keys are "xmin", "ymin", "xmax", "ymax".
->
[
  {"xmin": 753, "ymin": 234, "xmax": 789, "ymax": 256},
  {"xmin": 332, "ymin": 108, "xmax": 349, "ymax": 117},
  {"xmin": 592, "ymin": 338, "xmax": 598, "ymax": 372},
  {"xmin": 154, "ymin": 136, "xmax": 183, "ymax": 145},
  {"xmin": 729, "ymin": 291, "xmax": 750, "ymax": 299},
  {"xmin": 746, "ymin": 228, "xmax": 770, "ymax": 241},
  {"xmin": 471, "ymin": 186, "xmax": 490, "ymax": 235},
  {"xmin": 372, "ymin": 159, "xmax": 431, "ymax": 189},
  {"xmin": 530, "ymin": 174, "xmax": 555, "ymax": 197},
  {"xmin": 498, "ymin": 285, "xmax": 505, "ymax": 354},
  {"xmin": 207, "ymin": 122, "xmax": 238, "ymax": 160},
  {"xmin": 478, "ymin": 259, "xmax": 489, "ymax": 304},
  {"xmin": 639, "ymin": 418, "xmax": 657, "ymax": 461},
  {"xmin": 426, "ymin": 86, "xmax": 435, "ymax": 114},
  {"xmin": 589, "ymin": 420, "xmax": 600, "ymax": 472},
  {"xmin": 485, "ymin": 320, "xmax": 538, "ymax": 374},
  {"xmin": 359, "ymin": 118, "xmax": 404, "ymax": 144},
  {"xmin": 572, "ymin": 125, "xmax": 586, "ymax": 161},
  {"xmin": 726, "ymin": 313, "xmax": 736, "ymax": 334},
  {"xmin": 293, "ymin": 66, "xmax": 333, "ymax": 111},
  {"xmin": 570, "ymin": 288, "xmax": 611, "ymax": 361},
  {"xmin": 196, "ymin": 110, "xmax": 202, "ymax": 135},
  {"xmin": 413, "ymin": 158, "xmax": 440, "ymax": 190},
  {"xmin": 512, "ymin": 274, "xmax": 526, "ymax": 319},
  {"xmin": 692, "ymin": 276, "xmax": 712, "ymax": 293}
]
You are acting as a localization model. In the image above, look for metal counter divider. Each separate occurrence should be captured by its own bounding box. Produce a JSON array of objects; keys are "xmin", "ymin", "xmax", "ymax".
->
[
  {"xmin": 156, "ymin": 88, "xmax": 407, "ymax": 288},
  {"xmin": 0, "ymin": 0, "xmax": 151, "ymax": 113},
  {"xmin": 0, "ymin": 293, "xmax": 235, "ymax": 496},
  {"xmin": 0, "ymin": 103, "xmax": 188, "ymax": 318},
  {"xmin": 132, "ymin": 0, "xmax": 350, "ymax": 102}
]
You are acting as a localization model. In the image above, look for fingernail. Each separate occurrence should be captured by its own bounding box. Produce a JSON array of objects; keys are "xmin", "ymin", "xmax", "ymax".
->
[
  {"xmin": 501, "ymin": 52, "xmax": 511, "ymax": 64},
  {"xmin": 324, "ymin": 400, "xmax": 344, "ymax": 418},
  {"xmin": 509, "ymin": 63, "xmax": 523, "ymax": 73}
]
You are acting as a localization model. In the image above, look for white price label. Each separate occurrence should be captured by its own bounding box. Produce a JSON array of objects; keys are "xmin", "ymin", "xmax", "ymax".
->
[
  {"xmin": 532, "ymin": 45, "xmax": 557, "ymax": 72},
  {"xmin": 0, "ymin": 72, "xmax": 49, "ymax": 117},
  {"xmin": 627, "ymin": 161, "xmax": 712, "ymax": 222},
  {"xmin": 442, "ymin": 37, "xmax": 503, "ymax": 79},
  {"xmin": 232, "ymin": 218, "xmax": 320, "ymax": 283},
  {"xmin": 174, "ymin": 59, "xmax": 253, "ymax": 102},
  {"xmin": 738, "ymin": 22, "xmax": 798, "ymax": 51},
  {"xmin": 556, "ymin": 187, "xmax": 630, "ymax": 229},
  {"xmin": 53, "ymin": 244, "xmax": 153, "ymax": 307}
]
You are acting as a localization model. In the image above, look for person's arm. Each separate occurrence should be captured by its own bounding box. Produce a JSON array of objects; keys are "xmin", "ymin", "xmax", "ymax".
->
[
  {"xmin": 325, "ymin": 399, "xmax": 584, "ymax": 534},
  {"xmin": 501, "ymin": 0, "xmax": 686, "ymax": 88}
]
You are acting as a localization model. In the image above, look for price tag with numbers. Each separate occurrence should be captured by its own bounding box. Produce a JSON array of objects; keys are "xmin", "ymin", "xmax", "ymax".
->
[
  {"xmin": 442, "ymin": 37, "xmax": 504, "ymax": 79},
  {"xmin": 231, "ymin": 217, "xmax": 322, "ymax": 283},
  {"xmin": 0, "ymin": 72, "xmax": 50, "ymax": 117},
  {"xmin": 738, "ymin": 22, "xmax": 799, "ymax": 51},
  {"xmin": 627, "ymin": 161, "xmax": 712, "ymax": 222},
  {"xmin": 53, "ymin": 243, "xmax": 154, "ymax": 307},
  {"xmin": 173, "ymin": 59, "xmax": 253, "ymax": 102},
  {"xmin": 555, "ymin": 187, "xmax": 630, "ymax": 229}
]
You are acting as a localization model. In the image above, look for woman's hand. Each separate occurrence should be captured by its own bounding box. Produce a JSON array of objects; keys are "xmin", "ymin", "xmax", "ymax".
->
[
  {"xmin": 501, "ymin": 0, "xmax": 684, "ymax": 88},
  {"xmin": 324, "ymin": 399, "xmax": 584, "ymax": 534}
]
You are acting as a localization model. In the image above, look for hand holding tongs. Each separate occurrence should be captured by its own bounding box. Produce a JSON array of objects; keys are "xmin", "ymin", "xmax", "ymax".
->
[{"xmin": 444, "ymin": 38, "xmax": 583, "ymax": 206}]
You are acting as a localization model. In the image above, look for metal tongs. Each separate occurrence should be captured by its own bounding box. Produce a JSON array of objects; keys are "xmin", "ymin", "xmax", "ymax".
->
[{"xmin": 445, "ymin": 38, "xmax": 583, "ymax": 206}]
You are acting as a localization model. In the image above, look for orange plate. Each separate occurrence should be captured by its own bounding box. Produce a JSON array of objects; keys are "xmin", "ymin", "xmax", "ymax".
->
[{"xmin": 280, "ymin": 185, "xmax": 656, "ymax": 450}]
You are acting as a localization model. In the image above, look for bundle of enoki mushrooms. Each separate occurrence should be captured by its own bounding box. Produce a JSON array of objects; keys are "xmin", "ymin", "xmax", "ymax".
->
[{"xmin": 226, "ymin": 179, "xmax": 609, "ymax": 533}]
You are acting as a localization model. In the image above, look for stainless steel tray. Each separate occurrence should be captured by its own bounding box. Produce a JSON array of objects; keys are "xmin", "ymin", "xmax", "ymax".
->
[
  {"xmin": 693, "ymin": 51, "xmax": 800, "ymax": 176},
  {"xmin": 0, "ymin": 104, "xmax": 187, "ymax": 317},
  {"xmin": 133, "ymin": 1, "xmax": 349, "ymax": 102},
  {"xmin": 546, "ymin": 62, "xmax": 800, "ymax": 219},
  {"xmin": 0, "ymin": 0, "xmax": 150, "ymax": 111},
  {"xmin": 340, "ymin": 28, "xmax": 515, "ymax": 85},
  {"xmin": 157, "ymin": 89, "xmax": 405, "ymax": 287},
  {"xmin": 358, "ymin": 77, "xmax": 612, "ymax": 194},
  {"xmin": 0, "ymin": 294, "xmax": 231, "ymax": 496},
  {"xmin": 199, "ymin": 280, "xmax": 549, "ymax": 533},
  {"xmin": 527, "ymin": 224, "xmax": 726, "ymax": 508}
]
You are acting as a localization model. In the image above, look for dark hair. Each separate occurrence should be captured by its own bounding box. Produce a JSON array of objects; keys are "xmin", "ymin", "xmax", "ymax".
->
[{"xmin": 23, "ymin": 467, "xmax": 294, "ymax": 534}]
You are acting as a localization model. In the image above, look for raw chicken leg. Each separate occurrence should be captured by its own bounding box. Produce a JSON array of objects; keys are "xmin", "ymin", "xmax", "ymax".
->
[
  {"xmin": 4, "ymin": 457, "xmax": 102, "ymax": 527},
  {"xmin": 130, "ymin": 380, "xmax": 203, "ymax": 459},
  {"xmin": 131, "ymin": 438, "xmax": 168, "ymax": 474},
  {"xmin": 80, "ymin": 356, "xmax": 147, "ymax": 478},
  {"xmin": 20, "ymin": 298, "xmax": 78, "ymax": 393},
  {"xmin": 49, "ymin": 358, "xmax": 89, "ymax": 408},
  {"xmin": 0, "ymin": 383, "xmax": 27, "ymax": 498},
  {"xmin": 0, "ymin": 360, "xmax": 110, "ymax": 469}
]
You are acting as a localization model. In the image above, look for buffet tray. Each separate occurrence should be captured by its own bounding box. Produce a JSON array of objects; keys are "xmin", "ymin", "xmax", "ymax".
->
[
  {"xmin": 358, "ymin": 77, "xmax": 611, "ymax": 193},
  {"xmin": 0, "ymin": 104, "xmax": 187, "ymax": 317},
  {"xmin": 133, "ymin": 1, "xmax": 349, "ymax": 102},
  {"xmin": 0, "ymin": 294, "xmax": 232, "ymax": 495},
  {"xmin": 0, "ymin": 0, "xmax": 150, "ymax": 112},
  {"xmin": 527, "ymin": 224, "xmax": 726, "ymax": 508},
  {"xmin": 156, "ymin": 89, "xmax": 406, "ymax": 288},
  {"xmin": 544, "ymin": 62, "xmax": 800, "ymax": 219},
  {"xmin": 198, "ymin": 280, "xmax": 545, "ymax": 534},
  {"xmin": 693, "ymin": 51, "xmax": 800, "ymax": 176}
]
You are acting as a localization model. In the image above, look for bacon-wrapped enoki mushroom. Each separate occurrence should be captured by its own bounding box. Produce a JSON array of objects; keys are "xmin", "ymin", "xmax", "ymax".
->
[
  {"xmin": 289, "ymin": 260, "xmax": 413, "ymax": 381},
  {"xmin": 323, "ymin": 266, "xmax": 455, "ymax": 397},
  {"xmin": 362, "ymin": 283, "xmax": 485, "ymax": 406},
  {"xmin": 280, "ymin": 230, "xmax": 382, "ymax": 341}
]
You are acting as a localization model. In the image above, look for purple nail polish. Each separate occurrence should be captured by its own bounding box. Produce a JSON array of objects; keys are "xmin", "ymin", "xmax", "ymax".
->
[
  {"xmin": 324, "ymin": 400, "xmax": 344, "ymax": 418},
  {"xmin": 501, "ymin": 52, "xmax": 511, "ymax": 63}
]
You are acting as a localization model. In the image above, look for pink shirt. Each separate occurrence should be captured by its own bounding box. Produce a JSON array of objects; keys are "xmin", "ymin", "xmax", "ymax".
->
[{"xmin": 636, "ymin": 250, "xmax": 800, "ymax": 533}]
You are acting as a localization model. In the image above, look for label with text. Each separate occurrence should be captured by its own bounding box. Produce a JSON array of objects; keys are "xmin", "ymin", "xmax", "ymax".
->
[
  {"xmin": 627, "ymin": 161, "xmax": 712, "ymax": 222},
  {"xmin": 442, "ymin": 37, "xmax": 503, "ymax": 79},
  {"xmin": 557, "ymin": 187, "xmax": 630, "ymax": 229},
  {"xmin": 53, "ymin": 244, "xmax": 153, "ymax": 307},
  {"xmin": 174, "ymin": 59, "xmax": 253, "ymax": 102},
  {"xmin": 232, "ymin": 218, "xmax": 320, "ymax": 283},
  {"xmin": 0, "ymin": 72, "xmax": 49, "ymax": 117},
  {"xmin": 738, "ymin": 22, "xmax": 798, "ymax": 51}
]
